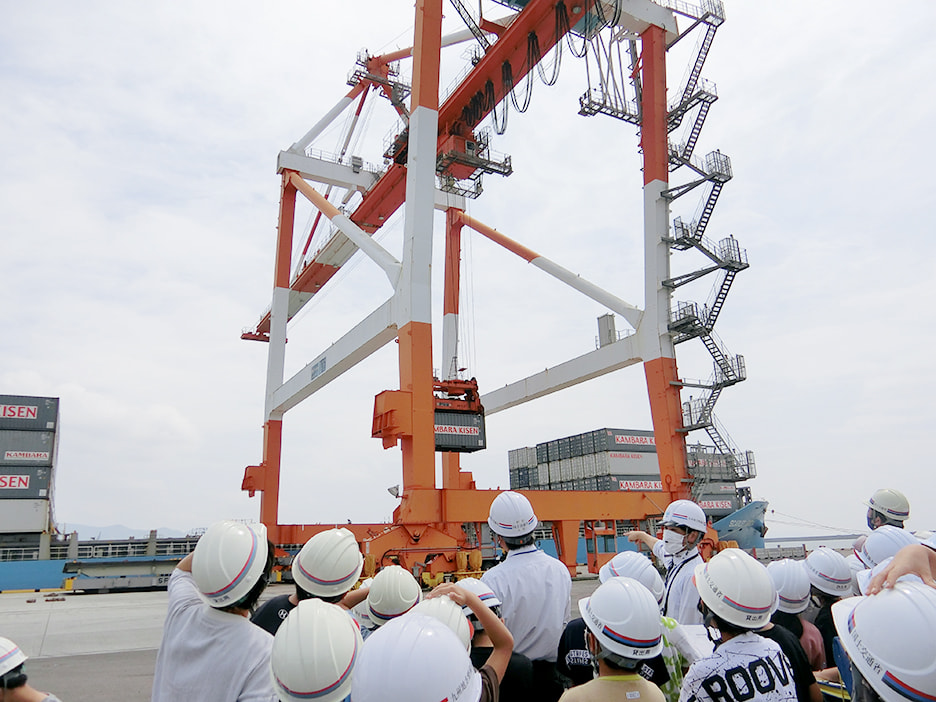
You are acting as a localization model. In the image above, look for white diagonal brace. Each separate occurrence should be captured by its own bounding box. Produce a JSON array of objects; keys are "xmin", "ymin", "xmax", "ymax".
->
[
  {"xmin": 481, "ymin": 335, "xmax": 642, "ymax": 414},
  {"xmin": 288, "ymin": 171, "xmax": 402, "ymax": 288},
  {"xmin": 271, "ymin": 298, "xmax": 397, "ymax": 414}
]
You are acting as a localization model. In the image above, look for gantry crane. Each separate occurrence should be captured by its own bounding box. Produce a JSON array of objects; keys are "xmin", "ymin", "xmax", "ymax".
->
[{"xmin": 241, "ymin": 0, "xmax": 751, "ymax": 577}]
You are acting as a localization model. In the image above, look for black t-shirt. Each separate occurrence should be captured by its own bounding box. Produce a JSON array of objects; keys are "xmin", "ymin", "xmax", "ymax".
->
[
  {"xmin": 556, "ymin": 617, "xmax": 670, "ymax": 689},
  {"xmin": 758, "ymin": 625, "xmax": 816, "ymax": 702},
  {"xmin": 813, "ymin": 603, "xmax": 837, "ymax": 672},
  {"xmin": 471, "ymin": 646, "xmax": 534, "ymax": 702},
  {"xmin": 250, "ymin": 593, "xmax": 296, "ymax": 635}
]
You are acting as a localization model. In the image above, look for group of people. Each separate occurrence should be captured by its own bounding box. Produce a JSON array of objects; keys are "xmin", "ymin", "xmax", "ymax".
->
[{"xmin": 3, "ymin": 488, "xmax": 934, "ymax": 702}]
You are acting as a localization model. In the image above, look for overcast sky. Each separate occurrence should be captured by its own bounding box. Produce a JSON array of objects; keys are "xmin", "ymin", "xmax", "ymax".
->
[{"xmin": 2, "ymin": 1, "xmax": 934, "ymax": 540}]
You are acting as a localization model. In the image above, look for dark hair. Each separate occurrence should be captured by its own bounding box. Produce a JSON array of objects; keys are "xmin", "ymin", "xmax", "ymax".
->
[
  {"xmin": 601, "ymin": 651, "xmax": 640, "ymax": 671},
  {"xmin": 223, "ymin": 539, "xmax": 276, "ymax": 613},
  {"xmin": 502, "ymin": 534, "xmax": 535, "ymax": 549},
  {"xmin": 295, "ymin": 584, "xmax": 345, "ymax": 604},
  {"xmin": 711, "ymin": 611, "xmax": 750, "ymax": 636},
  {"xmin": 772, "ymin": 610, "xmax": 804, "ymax": 638},
  {"xmin": 809, "ymin": 586, "xmax": 839, "ymax": 607},
  {"xmin": 1, "ymin": 664, "xmax": 27, "ymax": 690}
]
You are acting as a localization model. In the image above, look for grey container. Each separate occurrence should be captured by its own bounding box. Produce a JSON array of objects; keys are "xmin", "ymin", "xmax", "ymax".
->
[
  {"xmin": 536, "ymin": 443, "xmax": 549, "ymax": 464},
  {"xmin": 434, "ymin": 411, "xmax": 486, "ymax": 452},
  {"xmin": 0, "ymin": 499, "xmax": 50, "ymax": 533},
  {"xmin": 595, "ymin": 428, "xmax": 657, "ymax": 453},
  {"xmin": 0, "ymin": 396, "xmax": 59, "ymax": 432},
  {"xmin": 547, "ymin": 441, "xmax": 560, "ymax": 462},
  {"xmin": 0, "ymin": 431, "xmax": 57, "ymax": 467},
  {"xmin": 558, "ymin": 437, "xmax": 572, "ymax": 460},
  {"xmin": 0, "ymin": 466, "xmax": 52, "ymax": 499}
]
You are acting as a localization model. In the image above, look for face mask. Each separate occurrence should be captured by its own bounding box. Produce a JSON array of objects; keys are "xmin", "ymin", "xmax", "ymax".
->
[{"xmin": 662, "ymin": 528, "xmax": 686, "ymax": 555}]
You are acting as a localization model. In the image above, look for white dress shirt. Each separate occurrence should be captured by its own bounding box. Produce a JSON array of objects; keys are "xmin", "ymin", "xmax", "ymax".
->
[
  {"xmin": 653, "ymin": 541, "xmax": 704, "ymax": 626},
  {"xmin": 483, "ymin": 544, "xmax": 572, "ymax": 662}
]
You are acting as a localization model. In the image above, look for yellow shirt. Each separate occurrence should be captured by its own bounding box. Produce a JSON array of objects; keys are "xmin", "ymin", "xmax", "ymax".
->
[{"xmin": 559, "ymin": 673, "xmax": 667, "ymax": 702}]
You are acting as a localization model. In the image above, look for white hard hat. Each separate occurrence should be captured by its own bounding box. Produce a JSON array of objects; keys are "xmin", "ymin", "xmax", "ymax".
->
[
  {"xmin": 804, "ymin": 547, "xmax": 852, "ymax": 596},
  {"xmin": 453, "ymin": 577, "xmax": 502, "ymax": 611},
  {"xmin": 411, "ymin": 595, "xmax": 472, "ymax": 650},
  {"xmin": 766, "ymin": 559, "xmax": 811, "ymax": 614},
  {"xmin": 694, "ymin": 549, "xmax": 778, "ymax": 629},
  {"xmin": 367, "ymin": 565, "xmax": 421, "ymax": 626},
  {"xmin": 832, "ymin": 581, "xmax": 936, "ymax": 702},
  {"xmin": 844, "ymin": 554, "xmax": 866, "ymax": 596},
  {"xmin": 578, "ymin": 576, "xmax": 664, "ymax": 660},
  {"xmin": 864, "ymin": 488, "xmax": 910, "ymax": 523},
  {"xmin": 192, "ymin": 520, "xmax": 269, "ymax": 608},
  {"xmin": 660, "ymin": 500, "xmax": 708, "ymax": 533},
  {"xmin": 487, "ymin": 491, "xmax": 538, "ymax": 538},
  {"xmin": 270, "ymin": 599, "xmax": 363, "ymax": 702},
  {"xmin": 452, "ymin": 578, "xmax": 500, "ymax": 630},
  {"xmin": 599, "ymin": 551, "xmax": 665, "ymax": 604},
  {"xmin": 350, "ymin": 614, "xmax": 482, "ymax": 702},
  {"xmin": 292, "ymin": 528, "xmax": 363, "ymax": 597},
  {"xmin": 856, "ymin": 525, "xmax": 919, "ymax": 569},
  {"xmin": 0, "ymin": 637, "xmax": 27, "ymax": 678}
]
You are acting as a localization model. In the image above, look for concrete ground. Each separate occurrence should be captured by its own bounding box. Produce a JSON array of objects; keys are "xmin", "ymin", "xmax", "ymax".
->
[{"xmin": 2, "ymin": 578, "xmax": 601, "ymax": 702}]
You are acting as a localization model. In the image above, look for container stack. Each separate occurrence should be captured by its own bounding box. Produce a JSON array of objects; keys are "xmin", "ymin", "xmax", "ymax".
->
[
  {"xmin": 509, "ymin": 428, "xmax": 663, "ymax": 492},
  {"xmin": 0, "ymin": 396, "xmax": 59, "ymax": 542},
  {"xmin": 508, "ymin": 428, "xmax": 747, "ymax": 518}
]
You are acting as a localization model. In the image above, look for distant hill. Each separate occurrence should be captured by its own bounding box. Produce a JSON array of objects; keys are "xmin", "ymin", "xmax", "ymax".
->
[{"xmin": 57, "ymin": 524, "xmax": 190, "ymax": 540}]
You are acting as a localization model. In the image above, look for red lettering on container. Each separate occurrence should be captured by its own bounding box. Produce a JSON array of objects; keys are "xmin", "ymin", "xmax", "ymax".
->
[
  {"xmin": 614, "ymin": 435, "xmax": 655, "ymax": 445},
  {"xmin": 434, "ymin": 425, "xmax": 480, "ymax": 435},
  {"xmin": 0, "ymin": 405, "xmax": 38, "ymax": 419},
  {"xmin": 3, "ymin": 451, "xmax": 49, "ymax": 461},
  {"xmin": 0, "ymin": 475, "xmax": 29, "ymax": 489}
]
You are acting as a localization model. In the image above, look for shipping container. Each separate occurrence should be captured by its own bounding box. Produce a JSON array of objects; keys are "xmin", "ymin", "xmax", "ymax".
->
[
  {"xmin": 508, "ymin": 446, "xmax": 537, "ymax": 468},
  {"xmin": 571, "ymin": 455, "xmax": 585, "ymax": 479},
  {"xmin": 0, "ymin": 499, "xmax": 51, "ymax": 533},
  {"xmin": 595, "ymin": 428, "xmax": 657, "ymax": 454},
  {"xmin": 570, "ymin": 434, "xmax": 584, "ymax": 457},
  {"xmin": 558, "ymin": 437, "xmax": 572, "ymax": 460},
  {"xmin": 596, "ymin": 449, "xmax": 660, "ymax": 477},
  {"xmin": 536, "ymin": 443, "xmax": 549, "ymax": 464},
  {"xmin": 583, "ymin": 452, "xmax": 597, "ymax": 478},
  {"xmin": 509, "ymin": 467, "xmax": 520, "ymax": 489},
  {"xmin": 559, "ymin": 458, "xmax": 573, "ymax": 482},
  {"xmin": 0, "ymin": 396, "xmax": 59, "ymax": 432},
  {"xmin": 582, "ymin": 432, "xmax": 596, "ymax": 454},
  {"xmin": 517, "ymin": 467, "xmax": 530, "ymax": 488},
  {"xmin": 0, "ymin": 466, "xmax": 52, "ymax": 499},
  {"xmin": 434, "ymin": 411, "xmax": 486, "ymax": 452},
  {"xmin": 0, "ymin": 431, "xmax": 57, "ymax": 467},
  {"xmin": 547, "ymin": 441, "xmax": 560, "ymax": 462},
  {"xmin": 537, "ymin": 464, "xmax": 549, "ymax": 487},
  {"xmin": 548, "ymin": 462, "xmax": 561, "ymax": 486}
]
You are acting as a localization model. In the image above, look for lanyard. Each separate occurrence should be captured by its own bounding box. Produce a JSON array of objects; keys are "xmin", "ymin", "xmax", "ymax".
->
[{"xmin": 663, "ymin": 551, "xmax": 700, "ymax": 617}]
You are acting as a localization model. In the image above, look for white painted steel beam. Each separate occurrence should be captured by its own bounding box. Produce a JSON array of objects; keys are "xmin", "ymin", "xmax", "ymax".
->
[
  {"xmin": 289, "ymin": 93, "xmax": 360, "ymax": 155},
  {"xmin": 271, "ymin": 299, "xmax": 397, "ymax": 414},
  {"xmin": 289, "ymin": 172, "xmax": 402, "ymax": 288},
  {"xmin": 277, "ymin": 151, "xmax": 380, "ymax": 191},
  {"xmin": 481, "ymin": 335, "xmax": 642, "ymax": 414},
  {"xmin": 532, "ymin": 258, "xmax": 644, "ymax": 330},
  {"xmin": 615, "ymin": 0, "xmax": 679, "ymax": 42}
]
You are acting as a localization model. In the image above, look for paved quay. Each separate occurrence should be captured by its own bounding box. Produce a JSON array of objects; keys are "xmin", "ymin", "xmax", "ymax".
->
[{"xmin": 2, "ymin": 578, "xmax": 601, "ymax": 701}]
